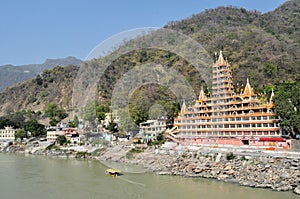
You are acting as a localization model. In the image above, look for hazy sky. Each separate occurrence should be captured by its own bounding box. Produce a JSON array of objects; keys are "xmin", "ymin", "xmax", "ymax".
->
[{"xmin": 0, "ymin": 0, "xmax": 287, "ymax": 65}]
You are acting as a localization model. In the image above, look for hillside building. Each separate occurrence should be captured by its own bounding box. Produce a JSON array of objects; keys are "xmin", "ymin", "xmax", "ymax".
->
[
  {"xmin": 46, "ymin": 127, "xmax": 64, "ymax": 142},
  {"xmin": 139, "ymin": 119, "xmax": 166, "ymax": 142},
  {"xmin": 0, "ymin": 126, "xmax": 16, "ymax": 141},
  {"xmin": 168, "ymin": 51, "xmax": 290, "ymax": 149}
]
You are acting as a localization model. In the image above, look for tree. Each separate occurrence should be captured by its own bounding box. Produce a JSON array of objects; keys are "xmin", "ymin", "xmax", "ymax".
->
[
  {"xmin": 15, "ymin": 129, "xmax": 27, "ymax": 141},
  {"xmin": 83, "ymin": 102, "xmax": 97, "ymax": 125},
  {"xmin": 107, "ymin": 121, "xmax": 118, "ymax": 133},
  {"xmin": 274, "ymin": 79, "xmax": 300, "ymax": 137},
  {"xmin": 24, "ymin": 120, "xmax": 46, "ymax": 137},
  {"xmin": 69, "ymin": 115, "xmax": 79, "ymax": 128},
  {"xmin": 0, "ymin": 117, "xmax": 15, "ymax": 129},
  {"xmin": 118, "ymin": 108, "xmax": 138, "ymax": 133},
  {"xmin": 56, "ymin": 135, "xmax": 67, "ymax": 145},
  {"xmin": 263, "ymin": 62, "xmax": 277, "ymax": 76},
  {"xmin": 45, "ymin": 103, "xmax": 68, "ymax": 126},
  {"xmin": 96, "ymin": 104, "xmax": 110, "ymax": 121},
  {"xmin": 83, "ymin": 102, "xmax": 110, "ymax": 126}
]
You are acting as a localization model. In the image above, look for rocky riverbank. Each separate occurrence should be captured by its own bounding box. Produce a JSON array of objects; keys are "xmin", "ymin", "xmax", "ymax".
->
[
  {"xmin": 2, "ymin": 141, "xmax": 300, "ymax": 195},
  {"xmin": 97, "ymin": 145, "xmax": 300, "ymax": 195}
]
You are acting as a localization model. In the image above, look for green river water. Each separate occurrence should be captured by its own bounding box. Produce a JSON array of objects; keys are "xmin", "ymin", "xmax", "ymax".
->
[{"xmin": 0, "ymin": 153, "xmax": 297, "ymax": 199}]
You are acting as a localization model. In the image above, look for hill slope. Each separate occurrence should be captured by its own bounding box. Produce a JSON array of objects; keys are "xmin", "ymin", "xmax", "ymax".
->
[
  {"xmin": 0, "ymin": 65, "xmax": 79, "ymax": 115},
  {"xmin": 0, "ymin": 56, "xmax": 82, "ymax": 91},
  {"xmin": 0, "ymin": 1, "xmax": 299, "ymax": 119}
]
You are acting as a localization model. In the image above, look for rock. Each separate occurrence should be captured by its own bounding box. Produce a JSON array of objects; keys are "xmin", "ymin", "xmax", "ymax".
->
[
  {"xmin": 276, "ymin": 185, "xmax": 291, "ymax": 192},
  {"xmin": 225, "ymin": 169, "xmax": 235, "ymax": 175},
  {"xmin": 158, "ymin": 171, "xmax": 171, "ymax": 175},
  {"xmin": 291, "ymin": 161, "xmax": 299, "ymax": 167},
  {"xmin": 218, "ymin": 174, "xmax": 229, "ymax": 180},
  {"xmin": 194, "ymin": 168, "xmax": 203, "ymax": 174},
  {"xmin": 225, "ymin": 178, "xmax": 239, "ymax": 184},
  {"xmin": 280, "ymin": 172, "xmax": 291, "ymax": 179},
  {"xmin": 211, "ymin": 170, "xmax": 219, "ymax": 176},
  {"xmin": 265, "ymin": 164, "xmax": 271, "ymax": 169},
  {"xmin": 224, "ymin": 165, "xmax": 232, "ymax": 171},
  {"xmin": 294, "ymin": 186, "xmax": 300, "ymax": 195}
]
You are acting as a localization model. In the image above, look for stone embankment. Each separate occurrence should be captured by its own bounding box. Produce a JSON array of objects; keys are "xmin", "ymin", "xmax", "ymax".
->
[{"xmin": 99, "ymin": 146, "xmax": 300, "ymax": 195}]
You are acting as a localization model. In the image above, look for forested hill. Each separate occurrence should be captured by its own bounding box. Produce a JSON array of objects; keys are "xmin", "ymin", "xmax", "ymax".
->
[
  {"xmin": 0, "ymin": 65, "xmax": 79, "ymax": 116},
  {"xmin": 0, "ymin": 0, "xmax": 299, "ymax": 124},
  {"xmin": 164, "ymin": 0, "xmax": 300, "ymax": 88}
]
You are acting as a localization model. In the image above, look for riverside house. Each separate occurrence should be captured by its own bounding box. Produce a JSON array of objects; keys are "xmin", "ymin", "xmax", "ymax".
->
[
  {"xmin": 0, "ymin": 126, "xmax": 16, "ymax": 142},
  {"xmin": 139, "ymin": 119, "xmax": 166, "ymax": 142},
  {"xmin": 46, "ymin": 127, "xmax": 64, "ymax": 142}
]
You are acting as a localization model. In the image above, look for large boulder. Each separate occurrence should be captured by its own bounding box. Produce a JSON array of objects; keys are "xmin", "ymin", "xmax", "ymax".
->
[{"xmin": 294, "ymin": 186, "xmax": 300, "ymax": 195}]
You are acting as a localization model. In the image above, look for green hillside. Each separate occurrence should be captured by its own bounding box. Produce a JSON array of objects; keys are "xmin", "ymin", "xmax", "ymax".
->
[{"xmin": 0, "ymin": 0, "xmax": 299, "ymax": 132}]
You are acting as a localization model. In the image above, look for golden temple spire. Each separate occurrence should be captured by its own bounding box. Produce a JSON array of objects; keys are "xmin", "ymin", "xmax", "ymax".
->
[
  {"xmin": 180, "ymin": 101, "xmax": 187, "ymax": 115},
  {"xmin": 217, "ymin": 50, "xmax": 226, "ymax": 66},
  {"xmin": 199, "ymin": 86, "xmax": 206, "ymax": 103},
  {"xmin": 269, "ymin": 88, "xmax": 275, "ymax": 105},
  {"xmin": 242, "ymin": 78, "xmax": 253, "ymax": 98}
]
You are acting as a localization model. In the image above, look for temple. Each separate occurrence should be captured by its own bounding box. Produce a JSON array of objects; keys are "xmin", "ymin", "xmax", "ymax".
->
[{"xmin": 168, "ymin": 51, "xmax": 290, "ymax": 149}]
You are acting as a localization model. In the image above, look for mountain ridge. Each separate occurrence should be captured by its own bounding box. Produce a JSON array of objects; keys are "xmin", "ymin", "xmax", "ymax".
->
[
  {"xmin": 0, "ymin": 56, "xmax": 82, "ymax": 91},
  {"xmin": 0, "ymin": 1, "xmax": 299, "ymax": 122}
]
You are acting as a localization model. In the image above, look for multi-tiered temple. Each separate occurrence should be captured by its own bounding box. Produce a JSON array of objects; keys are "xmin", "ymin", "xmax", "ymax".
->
[{"xmin": 168, "ymin": 51, "xmax": 290, "ymax": 148}]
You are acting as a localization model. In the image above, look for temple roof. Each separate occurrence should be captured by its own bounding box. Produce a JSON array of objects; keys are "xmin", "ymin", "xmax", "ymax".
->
[
  {"xmin": 242, "ymin": 78, "xmax": 253, "ymax": 98},
  {"xmin": 269, "ymin": 89, "xmax": 275, "ymax": 106},
  {"xmin": 180, "ymin": 101, "xmax": 187, "ymax": 115},
  {"xmin": 199, "ymin": 87, "xmax": 206, "ymax": 103},
  {"xmin": 216, "ymin": 50, "xmax": 227, "ymax": 66}
]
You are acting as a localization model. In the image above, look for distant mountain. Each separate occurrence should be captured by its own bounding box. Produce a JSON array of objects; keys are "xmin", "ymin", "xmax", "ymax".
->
[{"xmin": 0, "ymin": 56, "xmax": 82, "ymax": 91}]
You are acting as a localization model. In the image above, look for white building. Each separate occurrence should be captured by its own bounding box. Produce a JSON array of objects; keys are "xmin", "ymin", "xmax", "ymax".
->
[
  {"xmin": 103, "ymin": 112, "xmax": 119, "ymax": 128},
  {"xmin": 46, "ymin": 127, "xmax": 63, "ymax": 142},
  {"xmin": 139, "ymin": 119, "xmax": 166, "ymax": 142},
  {"xmin": 0, "ymin": 126, "xmax": 16, "ymax": 141}
]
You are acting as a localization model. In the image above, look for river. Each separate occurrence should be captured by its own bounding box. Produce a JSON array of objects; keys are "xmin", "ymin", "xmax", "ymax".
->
[{"xmin": 0, "ymin": 153, "xmax": 297, "ymax": 199}]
